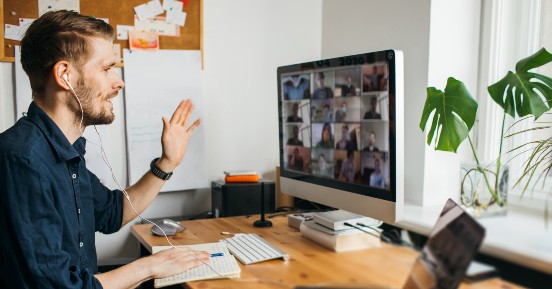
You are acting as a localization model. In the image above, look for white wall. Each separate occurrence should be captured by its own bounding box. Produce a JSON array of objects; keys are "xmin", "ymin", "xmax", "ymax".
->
[
  {"xmin": 424, "ymin": 0, "xmax": 481, "ymax": 206},
  {"xmin": 202, "ymin": 0, "xmax": 322, "ymax": 180},
  {"xmin": 320, "ymin": 0, "xmax": 431, "ymax": 205}
]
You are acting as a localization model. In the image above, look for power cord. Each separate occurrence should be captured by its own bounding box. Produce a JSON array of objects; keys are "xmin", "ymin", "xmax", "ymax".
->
[
  {"xmin": 344, "ymin": 222, "xmax": 416, "ymax": 250},
  {"xmin": 343, "ymin": 222, "xmax": 384, "ymax": 240}
]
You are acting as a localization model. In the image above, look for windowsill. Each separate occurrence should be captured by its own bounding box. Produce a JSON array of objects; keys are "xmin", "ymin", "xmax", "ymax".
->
[{"xmin": 396, "ymin": 202, "xmax": 552, "ymax": 275}]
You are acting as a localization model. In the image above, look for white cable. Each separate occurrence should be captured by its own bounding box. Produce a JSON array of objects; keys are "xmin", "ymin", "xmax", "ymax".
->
[
  {"xmin": 87, "ymin": 126, "xmax": 228, "ymax": 278},
  {"xmin": 67, "ymin": 84, "xmax": 84, "ymax": 136},
  {"xmin": 89, "ymin": 129, "xmax": 292, "ymax": 287}
]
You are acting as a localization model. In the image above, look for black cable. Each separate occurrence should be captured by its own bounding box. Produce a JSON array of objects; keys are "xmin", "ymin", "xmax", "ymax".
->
[
  {"xmin": 188, "ymin": 211, "xmax": 213, "ymax": 220},
  {"xmin": 356, "ymin": 223, "xmax": 417, "ymax": 250},
  {"xmin": 267, "ymin": 209, "xmax": 330, "ymax": 219},
  {"xmin": 343, "ymin": 222, "xmax": 383, "ymax": 240},
  {"xmin": 275, "ymin": 206, "xmax": 296, "ymax": 212}
]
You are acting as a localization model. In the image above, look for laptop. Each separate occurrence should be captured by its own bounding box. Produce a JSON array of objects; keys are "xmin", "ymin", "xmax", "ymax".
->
[{"xmin": 295, "ymin": 199, "xmax": 486, "ymax": 289}]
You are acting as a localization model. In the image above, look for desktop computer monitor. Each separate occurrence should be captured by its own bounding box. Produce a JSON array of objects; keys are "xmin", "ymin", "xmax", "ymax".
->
[{"xmin": 277, "ymin": 49, "xmax": 404, "ymax": 224}]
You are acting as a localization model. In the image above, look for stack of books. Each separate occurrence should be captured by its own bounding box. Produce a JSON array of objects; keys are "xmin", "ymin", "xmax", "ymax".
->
[
  {"xmin": 223, "ymin": 170, "xmax": 259, "ymax": 183},
  {"xmin": 299, "ymin": 210, "xmax": 382, "ymax": 252}
]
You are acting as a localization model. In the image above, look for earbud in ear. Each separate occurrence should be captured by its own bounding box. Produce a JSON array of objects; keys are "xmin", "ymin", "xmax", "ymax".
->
[{"xmin": 62, "ymin": 74, "xmax": 69, "ymax": 83}]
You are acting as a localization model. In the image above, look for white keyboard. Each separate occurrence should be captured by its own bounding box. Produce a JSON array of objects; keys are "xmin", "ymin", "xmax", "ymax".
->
[{"xmin": 219, "ymin": 233, "xmax": 289, "ymax": 265}]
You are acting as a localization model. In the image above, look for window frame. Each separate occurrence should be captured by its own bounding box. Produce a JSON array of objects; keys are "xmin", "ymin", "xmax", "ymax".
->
[{"xmin": 475, "ymin": 0, "xmax": 550, "ymax": 210}]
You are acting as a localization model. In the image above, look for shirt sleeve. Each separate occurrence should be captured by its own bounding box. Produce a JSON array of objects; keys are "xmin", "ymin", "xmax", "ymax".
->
[
  {"xmin": 0, "ymin": 154, "xmax": 103, "ymax": 289},
  {"xmin": 88, "ymin": 169, "xmax": 123, "ymax": 234}
]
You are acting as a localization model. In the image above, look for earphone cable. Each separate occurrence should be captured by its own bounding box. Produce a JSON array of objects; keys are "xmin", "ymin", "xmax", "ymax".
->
[{"xmin": 87, "ymin": 126, "xmax": 228, "ymax": 279}]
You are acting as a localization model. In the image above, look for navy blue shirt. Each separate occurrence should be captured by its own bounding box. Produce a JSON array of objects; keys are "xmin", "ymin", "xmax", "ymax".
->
[{"xmin": 0, "ymin": 102, "xmax": 124, "ymax": 288}]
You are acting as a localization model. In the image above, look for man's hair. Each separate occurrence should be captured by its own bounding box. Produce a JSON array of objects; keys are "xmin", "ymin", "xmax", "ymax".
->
[{"xmin": 20, "ymin": 10, "xmax": 114, "ymax": 97}]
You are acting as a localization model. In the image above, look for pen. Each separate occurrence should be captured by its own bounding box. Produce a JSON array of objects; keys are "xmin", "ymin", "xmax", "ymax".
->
[{"xmin": 211, "ymin": 253, "xmax": 224, "ymax": 257}]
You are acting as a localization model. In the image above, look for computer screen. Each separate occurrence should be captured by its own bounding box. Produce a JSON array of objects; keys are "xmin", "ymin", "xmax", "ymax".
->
[{"xmin": 277, "ymin": 49, "xmax": 404, "ymax": 223}]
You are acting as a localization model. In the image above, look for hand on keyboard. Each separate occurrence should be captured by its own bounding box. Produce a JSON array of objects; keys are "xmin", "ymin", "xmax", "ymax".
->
[{"xmin": 219, "ymin": 233, "xmax": 290, "ymax": 265}]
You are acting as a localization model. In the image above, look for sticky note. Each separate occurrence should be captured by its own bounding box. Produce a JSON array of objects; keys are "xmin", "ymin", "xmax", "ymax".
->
[
  {"xmin": 4, "ymin": 24, "xmax": 22, "ymax": 41},
  {"xmin": 117, "ymin": 25, "xmax": 134, "ymax": 40},
  {"xmin": 163, "ymin": 0, "xmax": 183, "ymax": 12},
  {"xmin": 166, "ymin": 11, "xmax": 186, "ymax": 27}
]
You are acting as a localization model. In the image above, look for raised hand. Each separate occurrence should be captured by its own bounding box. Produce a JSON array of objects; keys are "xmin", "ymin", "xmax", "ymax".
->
[{"xmin": 157, "ymin": 99, "xmax": 201, "ymax": 172}]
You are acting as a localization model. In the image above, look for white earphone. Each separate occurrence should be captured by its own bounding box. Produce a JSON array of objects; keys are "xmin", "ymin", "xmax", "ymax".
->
[
  {"xmin": 62, "ymin": 73, "xmax": 74, "ymax": 90},
  {"xmin": 62, "ymin": 73, "xmax": 84, "ymax": 134}
]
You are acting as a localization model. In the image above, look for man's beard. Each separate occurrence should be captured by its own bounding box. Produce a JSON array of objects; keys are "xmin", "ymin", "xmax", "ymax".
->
[{"xmin": 72, "ymin": 78, "xmax": 115, "ymax": 127}]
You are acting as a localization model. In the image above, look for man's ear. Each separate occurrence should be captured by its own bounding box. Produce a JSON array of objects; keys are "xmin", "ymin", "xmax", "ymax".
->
[{"xmin": 53, "ymin": 61, "xmax": 72, "ymax": 90}]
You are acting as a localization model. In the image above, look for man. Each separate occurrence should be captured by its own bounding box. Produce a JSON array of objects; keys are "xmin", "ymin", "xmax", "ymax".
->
[
  {"xmin": 0, "ymin": 10, "xmax": 209, "ymax": 288},
  {"xmin": 363, "ymin": 96, "xmax": 381, "ymax": 119},
  {"xmin": 362, "ymin": 131, "xmax": 380, "ymax": 152},
  {"xmin": 286, "ymin": 102, "xmax": 303, "ymax": 123},
  {"xmin": 339, "ymin": 150, "xmax": 356, "ymax": 182},
  {"xmin": 370, "ymin": 158, "xmax": 385, "ymax": 188},
  {"xmin": 290, "ymin": 147, "xmax": 304, "ymax": 171},
  {"xmin": 334, "ymin": 101, "xmax": 348, "ymax": 122},
  {"xmin": 335, "ymin": 124, "xmax": 355, "ymax": 151},
  {"xmin": 287, "ymin": 125, "xmax": 304, "ymax": 146},
  {"xmin": 341, "ymin": 76, "xmax": 357, "ymax": 96},
  {"xmin": 312, "ymin": 72, "xmax": 334, "ymax": 99},
  {"xmin": 283, "ymin": 74, "xmax": 310, "ymax": 100}
]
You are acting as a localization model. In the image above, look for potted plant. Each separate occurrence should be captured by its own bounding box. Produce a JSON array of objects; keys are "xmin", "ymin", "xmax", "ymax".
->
[{"xmin": 419, "ymin": 48, "xmax": 552, "ymax": 217}]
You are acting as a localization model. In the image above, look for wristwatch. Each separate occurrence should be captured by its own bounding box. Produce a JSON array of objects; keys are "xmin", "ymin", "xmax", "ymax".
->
[{"xmin": 150, "ymin": 158, "xmax": 173, "ymax": 180}]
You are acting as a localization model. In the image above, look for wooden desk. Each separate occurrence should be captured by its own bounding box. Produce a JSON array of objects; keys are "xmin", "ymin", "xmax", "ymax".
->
[{"xmin": 131, "ymin": 216, "xmax": 523, "ymax": 289}]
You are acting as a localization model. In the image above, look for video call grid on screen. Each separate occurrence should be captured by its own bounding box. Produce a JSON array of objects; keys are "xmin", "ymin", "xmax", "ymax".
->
[{"xmin": 280, "ymin": 57, "xmax": 392, "ymax": 191}]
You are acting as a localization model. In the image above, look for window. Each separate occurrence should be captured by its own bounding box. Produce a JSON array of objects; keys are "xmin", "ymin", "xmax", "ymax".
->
[{"xmin": 476, "ymin": 0, "xmax": 551, "ymax": 205}]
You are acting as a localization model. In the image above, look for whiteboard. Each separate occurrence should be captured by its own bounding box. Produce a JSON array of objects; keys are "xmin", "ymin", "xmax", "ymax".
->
[
  {"xmin": 14, "ymin": 46, "xmax": 32, "ymax": 119},
  {"xmin": 123, "ymin": 49, "xmax": 207, "ymax": 191}
]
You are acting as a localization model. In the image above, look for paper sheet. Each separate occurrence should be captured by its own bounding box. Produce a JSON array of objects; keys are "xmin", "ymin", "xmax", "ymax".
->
[
  {"xmin": 163, "ymin": 0, "xmax": 183, "ymax": 12},
  {"xmin": 152, "ymin": 243, "xmax": 240, "ymax": 287},
  {"xmin": 38, "ymin": 0, "xmax": 80, "ymax": 16},
  {"xmin": 166, "ymin": 11, "xmax": 187, "ymax": 27},
  {"xmin": 123, "ymin": 49, "xmax": 207, "ymax": 192},
  {"xmin": 116, "ymin": 25, "xmax": 134, "ymax": 40},
  {"xmin": 4, "ymin": 24, "xmax": 21, "ymax": 41},
  {"xmin": 134, "ymin": 16, "xmax": 180, "ymax": 37},
  {"xmin": 134, "ymin": 0, "xmax": 165, "ymax": 21}
]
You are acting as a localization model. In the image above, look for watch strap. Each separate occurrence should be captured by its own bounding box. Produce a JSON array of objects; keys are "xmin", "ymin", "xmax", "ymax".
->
[{"xmin": 150, "ymin": 158, "xmax": 173, "ymax": 180}]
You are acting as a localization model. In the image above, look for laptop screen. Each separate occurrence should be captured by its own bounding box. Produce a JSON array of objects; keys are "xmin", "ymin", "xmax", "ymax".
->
[{"xmin": 403, "ymin": 199, "xmax": 486, "ymax": 289}]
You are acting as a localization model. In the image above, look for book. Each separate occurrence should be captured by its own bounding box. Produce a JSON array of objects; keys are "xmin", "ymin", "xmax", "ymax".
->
[
  {"xmin": 312, "ymin": 209, "xmax": 381, "ymax": 231},
  {"xmin": 223, "ymin": 170, "xmax": 259, "ymax": 183},
  {"xmin": 224, "ymin": 174, "xmax": 259, "ymax": 183},
  {"xmin": 223, "ymin": 170, "xmax": 258, "ymax": 176},
  {"xmin": 151, "ymin": 242, "xmax": 240, "ymax": 288},
  {"xmin": 300, "ymin": 220, "xmax": 381, "ymax": 252}
]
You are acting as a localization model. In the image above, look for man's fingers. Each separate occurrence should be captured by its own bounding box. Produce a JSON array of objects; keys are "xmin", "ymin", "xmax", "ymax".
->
[
  {"xmin": 186, "ymin": 119, "xmax": 201, "ymax": 133},
  {"xmin": 169, "ymin": 101, "xmax": 186, "ymax": 125},
  {"xmin": 178, "ymin": 100, "xmax": 193, "ymax": 126},
  {"xmin": 161, "ymin": 116, "xmax": 169, "ymax": 130}
]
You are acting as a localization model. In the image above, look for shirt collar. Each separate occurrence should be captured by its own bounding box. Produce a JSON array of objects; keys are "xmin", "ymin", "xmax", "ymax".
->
[{"xmin": 26, "ymin": 101, "xmax": 85, "ymax": 161}]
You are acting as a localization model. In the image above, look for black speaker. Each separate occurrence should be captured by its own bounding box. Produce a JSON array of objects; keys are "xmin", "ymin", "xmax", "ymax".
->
[{"xmin": 211, "ymin": 180, "xmax": 275, "ymax": 218}]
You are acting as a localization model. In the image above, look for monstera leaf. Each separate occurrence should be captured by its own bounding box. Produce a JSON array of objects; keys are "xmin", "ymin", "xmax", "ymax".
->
[
  {"xmin": 488, "ymin": 48, "xmax": 552, "ymax": 119},
  {"xmin": 420, "ymin": 77, "xmax": 478, "ymax": 153}
]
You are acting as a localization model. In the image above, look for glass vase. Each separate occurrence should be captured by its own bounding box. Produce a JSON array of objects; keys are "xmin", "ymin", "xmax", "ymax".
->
[{"xmin": 460, "ymin": 162, "xmax": 508, "ymax": 218}]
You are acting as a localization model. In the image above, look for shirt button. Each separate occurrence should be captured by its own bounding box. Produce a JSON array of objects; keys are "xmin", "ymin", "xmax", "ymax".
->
[
  {"xmin": 78, "ymin": 209, "xmax": 81, "ymax": 214},
  {"xmin": 72, "ymin": 174, "xmax": 77, "ymax": 179},
  {"xmin": 80, "ymin": 242, "xmax": 84, "ymax": 247}
]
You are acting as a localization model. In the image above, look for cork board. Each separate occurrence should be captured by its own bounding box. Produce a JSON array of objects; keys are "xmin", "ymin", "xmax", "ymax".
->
[{"xmin": 0, "ymin": 0, "xmax": 202, "ymax": 64}]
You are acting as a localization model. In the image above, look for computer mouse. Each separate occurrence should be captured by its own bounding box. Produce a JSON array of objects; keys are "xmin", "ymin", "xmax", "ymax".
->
[{"xmin": 150, "ymin": 219, "xmax": 187, "ymax": 236}]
